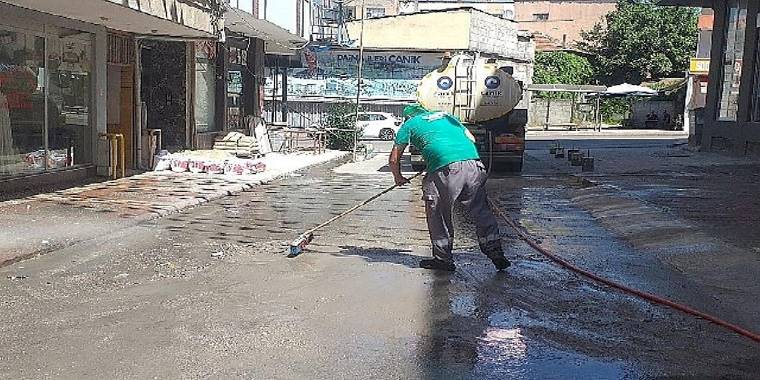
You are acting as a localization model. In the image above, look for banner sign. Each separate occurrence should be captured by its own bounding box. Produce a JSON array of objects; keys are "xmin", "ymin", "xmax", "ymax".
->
[{"xmin": 269, "ymin": 47, "xmax": 446, "ymax": 99}]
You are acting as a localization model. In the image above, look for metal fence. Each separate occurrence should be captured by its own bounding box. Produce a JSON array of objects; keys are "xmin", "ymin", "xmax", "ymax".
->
[{"xmin": 264, "ymin": 98, "xmax": 412, "ymax": 128}]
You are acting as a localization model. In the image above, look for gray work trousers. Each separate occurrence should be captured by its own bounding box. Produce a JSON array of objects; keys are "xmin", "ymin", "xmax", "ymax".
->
[{"xmin": 422, "ymin": 159, "xmax": 503, "ymax": 263}]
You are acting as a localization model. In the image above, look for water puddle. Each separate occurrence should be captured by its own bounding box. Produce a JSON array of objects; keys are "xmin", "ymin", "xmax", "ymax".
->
[{"xmin": 473, "ymin": 310, "xmax": 636, "ymax": 379}]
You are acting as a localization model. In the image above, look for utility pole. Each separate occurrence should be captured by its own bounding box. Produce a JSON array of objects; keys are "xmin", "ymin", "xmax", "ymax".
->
[{"xmin": 352, "ymin": 0, "xmax": 366, "ymax": 162}]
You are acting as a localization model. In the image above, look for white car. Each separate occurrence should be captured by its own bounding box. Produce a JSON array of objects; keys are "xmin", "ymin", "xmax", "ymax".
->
[{"xmin": 356, "ymin": 112, "xmax": 403, "ymax": 140}]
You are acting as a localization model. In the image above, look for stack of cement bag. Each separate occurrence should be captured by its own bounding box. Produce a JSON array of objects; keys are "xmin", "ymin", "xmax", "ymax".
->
[{"xmin": 213, "ymin": 132, "xmax": 260, "ymax": 158}]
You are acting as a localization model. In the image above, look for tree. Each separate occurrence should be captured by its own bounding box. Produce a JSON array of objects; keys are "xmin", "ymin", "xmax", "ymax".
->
[
  {"xmin": 324, "ymin": 102, "xmax": 362, "ymax": 151},
  {"xmin": 533, "ymin": 51, "xmax": 594, "ymax": 98},
  {"xmin": 578, "ymin": 0, "xmax": 698, "ymax": 85},
  {"xmin": 533, "ymin": 51, "xmax": 594, "ymax": 86}
]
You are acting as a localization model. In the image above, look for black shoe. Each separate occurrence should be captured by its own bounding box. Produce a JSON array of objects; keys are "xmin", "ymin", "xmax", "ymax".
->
[
  {"xmin": 419, "ymin": 258, "xmax": 456, "ymax": 272},
  {"xmin": 490, "ymin": 255, "xmax": 511, "ymax": 271}
]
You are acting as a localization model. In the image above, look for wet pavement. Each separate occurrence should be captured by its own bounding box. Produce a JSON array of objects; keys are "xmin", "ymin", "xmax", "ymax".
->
[{"xmin": 1, "ymin": 141, "xmax": 759, "ymax": 378}]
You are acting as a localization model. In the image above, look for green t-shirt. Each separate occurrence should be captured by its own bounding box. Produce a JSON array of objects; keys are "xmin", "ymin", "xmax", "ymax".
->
[{"xmin": 395, "ymin": 111, "xmax": 480, "ymax": 172}]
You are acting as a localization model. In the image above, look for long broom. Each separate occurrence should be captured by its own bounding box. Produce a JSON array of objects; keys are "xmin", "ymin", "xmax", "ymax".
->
[{"xmin": 288, "ymin": 171, "xmax": 424, "ymax": 257}]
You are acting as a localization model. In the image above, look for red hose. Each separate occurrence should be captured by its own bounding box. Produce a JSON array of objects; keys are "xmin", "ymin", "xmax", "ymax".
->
[{"xmin": 488, "ymin": 197, "xmax": 760, "ymax": 344}]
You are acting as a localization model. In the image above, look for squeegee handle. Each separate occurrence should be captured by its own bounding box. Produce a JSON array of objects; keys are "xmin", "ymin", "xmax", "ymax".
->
[{"xmin": 303, "ymin": 171, "xmax": 424, "ymax": 236}]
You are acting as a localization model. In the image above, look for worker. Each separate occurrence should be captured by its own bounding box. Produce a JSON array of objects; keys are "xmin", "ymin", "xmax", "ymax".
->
[{"xmin": 388, "ymin": 104, "xmax": 511, "ymax": 272}]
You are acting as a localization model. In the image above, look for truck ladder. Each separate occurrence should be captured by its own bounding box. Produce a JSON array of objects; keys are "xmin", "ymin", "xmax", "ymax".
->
[{"xmin": 452, "ymin": 55, "xmax": 477, "ymax": 121}]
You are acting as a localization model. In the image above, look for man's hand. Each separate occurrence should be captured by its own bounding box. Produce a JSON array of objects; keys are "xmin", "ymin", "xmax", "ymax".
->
[{"xmin": 394, "ymin": 175, "xmax": 410, "ymax": 187}]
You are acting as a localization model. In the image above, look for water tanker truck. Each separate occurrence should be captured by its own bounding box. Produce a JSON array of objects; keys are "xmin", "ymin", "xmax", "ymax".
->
[{"xmin": 410, "ymin": 54, "xmax": 527, "ymax": 172}]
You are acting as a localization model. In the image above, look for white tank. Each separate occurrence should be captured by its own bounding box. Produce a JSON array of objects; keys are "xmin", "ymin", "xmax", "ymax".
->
[{"xmin": 416, "ymin": 54, "xmax": 523, "ymax": 123}]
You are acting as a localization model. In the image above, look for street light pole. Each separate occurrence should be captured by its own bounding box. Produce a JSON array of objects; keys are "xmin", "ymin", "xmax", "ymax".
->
[{"xmin": 353, "ymin": 0, "xmax": 366, "ymax": 162}]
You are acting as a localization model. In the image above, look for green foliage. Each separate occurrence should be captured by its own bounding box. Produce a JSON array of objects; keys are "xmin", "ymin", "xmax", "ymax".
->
[
  {"xmin": 578, "ymin": 0, "xmax": 698, "ymax": 85},
  {"xmin": 533, "ymin": 51, "xmax": 594, "ymax": 99},
  {"xmin": 600, "ymin": 98, "xmax": 631, "ymax": 124},
  {"xmin": 325, "ymin": 102, "xmax": 362, "ymax": 151},
  {"xmin": 534, "ymin": 52, "xmax": 594, "ymax": 85}
]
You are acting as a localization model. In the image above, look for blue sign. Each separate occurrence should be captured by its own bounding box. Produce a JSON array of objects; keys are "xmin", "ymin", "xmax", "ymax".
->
[
  {"xmin": 437, "ymin": 76, "xmax": 453, "ymax": 90},
  {"xmin": 485, "ymin": 76, "xmax": 501, "ymax": 89}
]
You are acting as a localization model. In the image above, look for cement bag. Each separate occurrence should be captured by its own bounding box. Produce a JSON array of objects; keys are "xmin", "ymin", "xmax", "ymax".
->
[
  {"xmin": 154, "ymin": 155, "xmax": 171, "ymax": 171},
  {"xmin": 170, "ymin": 157, "xmax": 190, "ymax": 172},
  {"xmin": 204, "ymin": 160, "xmax": 225, "ymax": 174},
  {"xmin": 224, "ymin": 159, "xmax": 247, "ymax": 175},
  {"xmin": 246, "ymin": 160, "xmax": 266, "ymax": 174},
  {"xmin": 188, "ymin": 159, "xmax": 206, "ymax": 173},
  {"xmin": 254, "ymin": 120, "xmax": 272, "ymax": 155}
]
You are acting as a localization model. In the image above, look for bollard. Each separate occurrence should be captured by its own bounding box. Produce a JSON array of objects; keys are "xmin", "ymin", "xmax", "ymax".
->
[
  {"xmin": 567, "ymin": 149, "xmax": 580, "ymax": 162},
  {"xmin": 570, "ymin": 151, "xmax": 584, "ymax": 166},
  {"xmin": 582, "ymin": 156, "xmax": 595, "ymax": 172},
  {"xmin": 549, "ymin": 142, "xmax": 559, "ymax": 155}
]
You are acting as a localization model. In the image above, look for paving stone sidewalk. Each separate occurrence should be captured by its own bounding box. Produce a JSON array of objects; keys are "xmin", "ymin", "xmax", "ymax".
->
[{"xmin": 0, "ymin": 151, "xmax": 349, "ymax": 267}]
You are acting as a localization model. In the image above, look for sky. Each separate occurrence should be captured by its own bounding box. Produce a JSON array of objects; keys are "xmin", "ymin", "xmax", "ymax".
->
[{"xmin": 266, "ymin": 2, "xmax": 298, "ymax": 34}]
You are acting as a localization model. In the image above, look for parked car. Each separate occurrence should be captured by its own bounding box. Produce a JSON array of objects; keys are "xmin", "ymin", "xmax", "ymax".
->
[{"xmin": 356, "ymin": 112, "xmax": 402, "ymax": 140}]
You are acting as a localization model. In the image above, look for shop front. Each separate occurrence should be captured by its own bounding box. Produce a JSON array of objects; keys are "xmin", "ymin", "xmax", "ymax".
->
[{"xmin": 0, "ymin": 12, "xmax": 96, "ymax": 181}]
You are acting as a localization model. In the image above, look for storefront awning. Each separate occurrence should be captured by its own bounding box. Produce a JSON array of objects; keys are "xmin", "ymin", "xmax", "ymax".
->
[
  {"xmin": 2, "ymin": 0, "xmax": 217, "ymax": 38},
  {"xmin": 225, "ymin": 8, "xmax": 307, "ymax": 56}
]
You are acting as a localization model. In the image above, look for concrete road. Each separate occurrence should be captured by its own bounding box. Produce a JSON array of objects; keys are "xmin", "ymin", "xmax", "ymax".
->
[{"xmin": 1, "ymin": 137, "xmax": 759, "ymax": 379}]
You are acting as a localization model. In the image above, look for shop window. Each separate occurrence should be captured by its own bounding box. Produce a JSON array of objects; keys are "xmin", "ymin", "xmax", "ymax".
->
[
  {"xmin": 48, "ymin": 28, "xmax": 93, "ymax": 168},
  {"xmin": 717, "ymin": 0, "xmax": 748, "ymax": 122},
  {"xmin": 345, "ymin": 6, "xmax": 357, "ymax": 21},
  {"xmin": 366, "ymin": 7, "xmax": 386, "ymax": 18},
  {"xmin": 0, "ymin": 28, "xmax": 47, "ymax": 177},
  {"xmin": 0, "ymin": 25, "xmax": 94, "ymax": 179}
]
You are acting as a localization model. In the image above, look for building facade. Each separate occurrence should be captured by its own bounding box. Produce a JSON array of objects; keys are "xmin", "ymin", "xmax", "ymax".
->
[
  {"xmin": 0, "ymin": 0, "xmax": 222, "ymax": 189},
  {"xmin": 661, "ymin": 0, "xmax": 760, "ymax": 155},
  {"xmin": 514, "ymin": 0, "xmax": 616, "ymax": 48}
]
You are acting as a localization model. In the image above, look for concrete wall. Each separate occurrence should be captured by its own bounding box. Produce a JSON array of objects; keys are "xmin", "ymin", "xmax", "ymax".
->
[
  {"xmin": 528, "ymin": 99, "xmax": 573, "ymax": 128},
  {"xmin": 515, "ymin": 0, "xmax": 616, "ymax": 46},
  {"xmin": 346, "ymin": 10, "xmax": 472, "ymax": 51},
  {"xmin": 346, "ymin": 9, "xmax": 531, "ymax": 63},
  {"xmin": 469, "ymin": 11, "xmax": 532, "ymax": 62}
]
